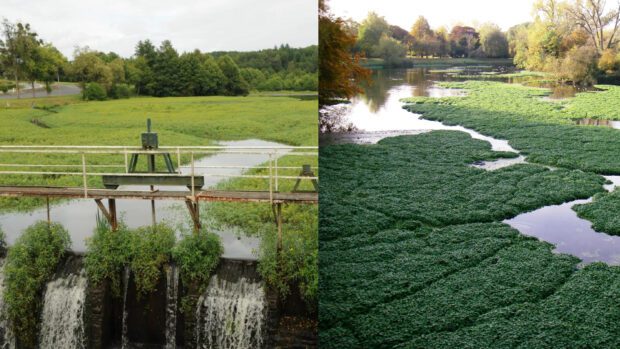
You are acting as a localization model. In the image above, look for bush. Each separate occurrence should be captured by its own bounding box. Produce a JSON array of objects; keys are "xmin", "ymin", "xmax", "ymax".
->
[
  {"xmin": 171, "ymin": 231, "xmax": 223, "ymax": 288},
  {"xmin": 83, "ymin": 82, "xmax": 107, "ymax": 101},
  {"xmin": 109, "ymin": 83, "xmax": 133, "ymax": 99},
  {"xmin": 129, "ymin": 223, "xmax": 176, "ymax": 296},
  {"xmin": 84, "ymin": 217, "xmax": 131, "ymax": 296},
  {"xmin": 4, "ymin": 221, "xmax": 70, "ymax": 347}
]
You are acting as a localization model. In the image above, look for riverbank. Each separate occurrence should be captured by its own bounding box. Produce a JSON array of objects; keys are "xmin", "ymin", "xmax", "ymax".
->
[{"xmin": 360, "ymin": 57, "xmax": 514, "ymax": 69}]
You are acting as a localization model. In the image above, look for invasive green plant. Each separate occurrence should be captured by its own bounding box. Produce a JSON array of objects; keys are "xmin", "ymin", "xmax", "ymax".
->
[
  {"xmin": 172, "ymin": 230, "xmax": 223, "ymax": 287},
  {"xmin": 172, "ymin": 230, "xmax": 223, "ymax": 314},
  {"xmin": 207, "ymin": 154, "xmax": 319, "ymax": 304},
  {"xmin": 573, "ymin": 189, "xmax": 620, "ymax": 235},
  {"xmin": 84, "ymin": 215, "xmax": 131, "ymax": 296},
  {"xmin": 319, "ymin": 131, "xmax": 619, "ymax": 348},
  {"xmin": 128, "ymin": 223, "xmax": 176, "ymax": 296},
  {"xmin": 3, "ymin": 221, "xmax": 70, "ymax": 348}
]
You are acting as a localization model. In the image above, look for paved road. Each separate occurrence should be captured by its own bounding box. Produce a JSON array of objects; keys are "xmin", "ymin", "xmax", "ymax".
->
[{"xmin": 0, "ymin": 84, "xmax": 81, "ymax": 99}]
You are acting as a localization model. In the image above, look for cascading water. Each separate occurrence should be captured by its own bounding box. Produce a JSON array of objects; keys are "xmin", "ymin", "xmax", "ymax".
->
[
  {"xmin": 38, "ymin": 270, "xmax": 87, "ymax": 348},
  {"xmin": 165, "ymin": 264, "xmax": 180, "ymax": 349},
  {"xmin": 195, "ymin": 261, "xmax": 266, "ymax": 349}
]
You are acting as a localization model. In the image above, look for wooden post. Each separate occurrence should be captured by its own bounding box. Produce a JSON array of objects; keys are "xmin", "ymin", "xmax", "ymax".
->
[
  {"xmin": 185, "ymin": 199, "xmax": 201, "ymax": 233},
  {"xmin": 109, "ymin": 199, "xmax": 117, "ymax": 231}
]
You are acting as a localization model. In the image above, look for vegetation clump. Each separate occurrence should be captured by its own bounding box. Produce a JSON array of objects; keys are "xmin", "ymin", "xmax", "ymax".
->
[
  {"xmin": 319, "ymin": 131, "xmax": 619, "ymax": 348},
  {"xmin": 128, "ymin": 223, "xmax": 176, "ymax": 296},
  {"xmin": 172, "ymin": 230, "xmax": 223, "ymax": 288},
  {"xmin": 3, "ymin": 221, "xmax": 70, "ymax": 348},
  {"xmin": 208, "ymin": 154, "xmax": 318, "ymax": 306},
  {"xmin": 402, "ymin": 81, "xmax": 620, "ymax": 174},
  {"xmin": 573, "ymin": 190, "xmax": 620, "ymax": 235},
  {"xmin": 84, "ymin": 217, "xmax": 131, "ymax": 296}
]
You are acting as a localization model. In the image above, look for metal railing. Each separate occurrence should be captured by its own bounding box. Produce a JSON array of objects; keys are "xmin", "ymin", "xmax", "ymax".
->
[{"xmin": 0, "ymin": 145, "xmax": 319, "ymax": 202}]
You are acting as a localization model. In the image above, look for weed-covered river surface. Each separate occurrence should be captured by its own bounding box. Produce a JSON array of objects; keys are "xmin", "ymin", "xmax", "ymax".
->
[
  {"xmin": 0, "ymin": 139, "xmax": 286, "ymax": 258},
  {"xmin": 320, "ymin": 65, "xmax": 620, "ymax": 347}
]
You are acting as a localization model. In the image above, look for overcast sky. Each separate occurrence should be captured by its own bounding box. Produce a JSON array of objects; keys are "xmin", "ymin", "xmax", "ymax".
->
[
  {"xmin": 2, "ymin": 0, "xmax": 318, "ymax": 59},
  {"xmin": 328, "ymin": 0, "xmax": 537, "ymax": 31}
]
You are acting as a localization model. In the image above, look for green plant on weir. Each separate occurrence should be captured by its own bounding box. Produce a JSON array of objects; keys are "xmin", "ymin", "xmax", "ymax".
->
[
  {"xmin": 84, "ymin": 214, "xmax": 131, "ymax": 296},
  {"xmin": 3, "ymin": 221, "xmax": 70, "ymax": 348},
  {"xmin": 172, "ymin": 230, "xmax": 223, "ymax": 289},
  {"xmin": 129, "ymin": 223, "xmax": 176, "ymax": 297}
]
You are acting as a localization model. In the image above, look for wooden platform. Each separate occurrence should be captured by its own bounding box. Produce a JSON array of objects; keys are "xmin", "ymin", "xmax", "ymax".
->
[{"xmin": 0, "ymin": 186, "xmax": 318, "ymax": 204}]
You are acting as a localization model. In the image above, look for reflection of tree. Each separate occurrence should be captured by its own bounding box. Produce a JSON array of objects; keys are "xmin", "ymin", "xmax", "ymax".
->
[
  {"xmin": 359, "ymin": 70, "xmax": 404, "ymax": 112},
  {"xmin": 405, "ymin": 69, "xmax": 435, "ymax": 97},
  {"xmin": 319, "ymin": 104, "xmax": 358, "ymax": 132}
]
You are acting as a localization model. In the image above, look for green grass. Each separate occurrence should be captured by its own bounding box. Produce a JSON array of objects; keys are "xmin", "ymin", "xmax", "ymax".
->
[
  {"xmin": 319, "ymin": 131, "xmax": 619, "ymax": 348},
  {"xmin": 0, "ymin": 94, "xmax": 317, "ymax": 211},
  {"xmin": 402, "ymin": 81, "xmax": 620, "ymax": 174}
]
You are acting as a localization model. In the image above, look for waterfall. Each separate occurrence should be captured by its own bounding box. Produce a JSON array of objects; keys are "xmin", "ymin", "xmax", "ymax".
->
[
  {"xmin": 38, "ymin": 270, "xmax": 87, "ymax": 348},
  {"xmin": 165, "ymin": 264, "xmax": 179, "ymax": 349},
  {"xmin": 121, "ymin": 267, "xmax": 130, "ymax": 349},
  {"xmin": 195, "ymin": 261, "xmax": 266, "ymax": 349}
]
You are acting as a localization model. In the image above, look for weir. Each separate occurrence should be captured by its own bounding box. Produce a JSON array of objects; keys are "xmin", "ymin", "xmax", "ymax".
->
[{"xmin": 0, "ymin": 254, "xmax": 316, "ymax": 348}]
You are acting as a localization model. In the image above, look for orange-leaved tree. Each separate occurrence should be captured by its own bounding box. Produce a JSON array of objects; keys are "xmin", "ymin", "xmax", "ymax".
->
[{"xmin": 319, "ymin": 0, "xmax": 370, "ymax": 106}]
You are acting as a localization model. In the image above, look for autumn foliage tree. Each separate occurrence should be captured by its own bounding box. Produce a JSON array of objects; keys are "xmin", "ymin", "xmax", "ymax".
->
[{"xmin": 319, "ymin": 0, "xmax": 370, "ymax": 105}]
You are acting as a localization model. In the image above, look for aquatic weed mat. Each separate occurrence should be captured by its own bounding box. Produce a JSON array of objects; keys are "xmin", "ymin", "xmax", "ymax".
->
[
  {"xmin": 318, "ymin": 131, "xmax": 619, "ymax": 348},
  {"xmin": 402, "ymin": 81, "xmax": 620, "ymax": 174}
]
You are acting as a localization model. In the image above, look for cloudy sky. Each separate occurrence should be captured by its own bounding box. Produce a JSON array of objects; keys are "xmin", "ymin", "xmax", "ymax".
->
[
  {"xmin": 328, "ymin": 0, "xmax": 537, "ymax": 31},
  {"xmin": 2, "ymin": 0, "xmax": 317, "ymax": 59}
]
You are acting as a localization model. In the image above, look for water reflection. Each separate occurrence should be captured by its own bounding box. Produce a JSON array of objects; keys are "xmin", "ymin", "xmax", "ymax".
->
[
  {"xmin": 505, "ymin": 177, "xmax": 620, "ymax": 266},
  {"xmin": 0, "ymin": 140, "xmax": 289, "ymax": 259}
]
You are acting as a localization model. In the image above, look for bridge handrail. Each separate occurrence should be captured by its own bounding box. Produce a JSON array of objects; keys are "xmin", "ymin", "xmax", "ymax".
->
[{"xmin": 0, "ymin": 145, "xmax": 319, "ymax": 203}]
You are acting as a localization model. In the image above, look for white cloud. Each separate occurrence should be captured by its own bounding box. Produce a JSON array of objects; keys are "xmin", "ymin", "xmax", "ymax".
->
[{"xmin": 2, "ymin": 0, "xmax": 318, "ymax": 59}]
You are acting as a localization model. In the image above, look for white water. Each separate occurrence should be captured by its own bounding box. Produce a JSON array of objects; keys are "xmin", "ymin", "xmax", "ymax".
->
[
  {"xmin": 195, "ymin": 274, "xmax": 266, "ymax": 349},
  {"xmin": 165, "ymin": 265, "xmax": 180, "ymax": 349},
  {"xmin": 38, "ymin": 271, "xmax": 87, "ymax": 348}
]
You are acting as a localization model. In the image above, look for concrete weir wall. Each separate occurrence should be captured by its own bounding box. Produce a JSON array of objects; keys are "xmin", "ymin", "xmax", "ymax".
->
[{"xmin": 0, "ymin": 252, "xmax": 317, "ymax": 348}]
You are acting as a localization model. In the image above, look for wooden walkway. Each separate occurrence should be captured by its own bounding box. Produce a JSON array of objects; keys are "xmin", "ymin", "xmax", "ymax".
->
[{"xmin": 0, "ymin": 186, "xmax": 318, "ymax": 204}]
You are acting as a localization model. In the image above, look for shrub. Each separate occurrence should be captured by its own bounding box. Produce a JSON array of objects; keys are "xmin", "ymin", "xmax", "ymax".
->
[
  {"xmin": 109, "ymin": 83, "xmax": 133, "ymax": 99},
  {"xmin": 3, "ymin": 221, "xmax": 70, "ymax": 347},
  {"xmin": 83, "ymin": 82, "xmax": 107, "ymax": 101},
  {"xmin": 171, "ymin": 230, "xmax": 223, "ymax": 288},
  {"xmin": 84, "ymin": 216, "xmax": 131, "ymax": 296},
  {"xmin": 129, "ymin": 223, "xmax": 176, "ymax": 296}
]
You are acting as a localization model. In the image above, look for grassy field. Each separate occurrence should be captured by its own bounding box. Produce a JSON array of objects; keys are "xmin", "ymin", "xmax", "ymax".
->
[
  {"xmin": 319, "ymin": 131, "xmax": 620, "ymax": 348},
  {"xmin": 402, "ymin": 81, "xmax": 620, "ymax": 174},
  {"xmin": 0, "ymin": 94, "xmax": 317, "ymax": 210}
]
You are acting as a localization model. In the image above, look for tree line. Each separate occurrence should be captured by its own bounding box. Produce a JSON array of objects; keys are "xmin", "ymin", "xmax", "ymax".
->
[
  {"xmin": 508, "ymin": 0, "xmax": 620, "ymax": 85},
  {"xmin": 0, "ymin": 19, "xmax": 317, "ymax": 100},
  {"xmin": 345, "ymin": 13, "xmax": 511, "ymax": 66}
]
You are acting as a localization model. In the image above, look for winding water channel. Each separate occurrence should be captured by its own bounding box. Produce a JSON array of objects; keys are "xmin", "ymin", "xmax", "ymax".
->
[
  {"xmin": 0, "ymin": 139, "xmax": 289, "ymax": 260},
  {"xmin": 320, "ymin": 65, "xmax": 620, "ymax": 266}
]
